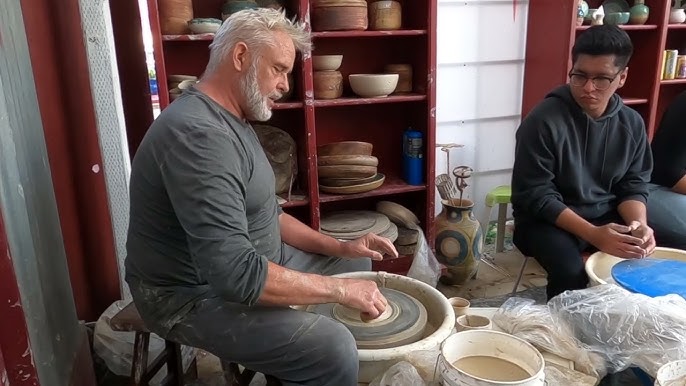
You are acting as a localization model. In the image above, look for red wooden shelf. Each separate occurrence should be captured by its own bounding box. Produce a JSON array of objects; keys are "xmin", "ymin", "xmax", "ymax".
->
[
  {"xmin": 273, "ymin": 102, "xmax": 303, "ymax": 110},
  {"xmin": 372, "ymin": 254, "xmax": 413, "ymax": 275},
  {"xmin": 162, "ymin": 34, "xmax": 215, "ymax": 41},
  {"xmin": 318, "ymin": 177, "xmax": 426, "ymax": 203},
  {"xmin": 622, "ymin": 97, "xmax": 649, "ymax": 105},
  {"xmin": 279, "ymin": 195, "xmax": 309, "ymax": 208},
  {"xmin": 575, "ymin": 25, "xmax": 658, "ymax": 31},
  {"xmin": 668, "ymin": 24, "xmax": 686, "ymax": 29},
  {"xmin": 660, "ymin": 79, "xmax": 686, "ymax": 85},
  {"xmin": 313, "ymin": 94, "xmax": 426, "ymax": 107},
  {"xmin": 311, "ymin": 30, "xmax": 427, "ymax": 38}
]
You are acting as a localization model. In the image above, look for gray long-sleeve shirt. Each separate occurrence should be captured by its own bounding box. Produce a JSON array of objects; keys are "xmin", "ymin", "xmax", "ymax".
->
[{"xmin": 125, "ymin": 87, "xmax": 282, "ymax": 334}]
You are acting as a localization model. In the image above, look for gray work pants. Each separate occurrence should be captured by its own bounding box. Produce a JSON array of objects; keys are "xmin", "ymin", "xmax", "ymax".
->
[
  {"xmin": 647, "ymin": 183, "xmax": 686, "ymax": 250},
  {"xmin": 166, "ymin": 244, "xmax": 371, "ymax": 386}
]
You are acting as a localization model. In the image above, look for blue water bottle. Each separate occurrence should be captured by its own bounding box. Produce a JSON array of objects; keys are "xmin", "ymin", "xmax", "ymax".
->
[{"xmin": 402, "ymin": 127, "xmax": 424, "ymax": 185}]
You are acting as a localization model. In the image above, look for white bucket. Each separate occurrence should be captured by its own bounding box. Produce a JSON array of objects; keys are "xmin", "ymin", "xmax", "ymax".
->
[
  {"xmin": 655, "ymin": 360, "xmax": 686, "ymax": 386},
  {"xmin": 439, "ymin": 330, "xmax": 545, "ymax": 386}
]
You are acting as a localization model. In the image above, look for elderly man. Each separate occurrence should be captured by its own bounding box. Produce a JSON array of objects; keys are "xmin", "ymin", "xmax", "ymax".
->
[
  {"xmin": 125, "ymin": 9, "xmax": 396, "ymax": 386},
  {"xmin": 512, "ymin": 25, "xmax": 656, "ymax": 301}
]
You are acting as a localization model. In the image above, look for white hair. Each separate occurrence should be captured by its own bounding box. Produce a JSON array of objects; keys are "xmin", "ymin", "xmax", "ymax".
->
[{"xmin": 206, "ymin": 8, "xmax": 311, "ymax": 74}]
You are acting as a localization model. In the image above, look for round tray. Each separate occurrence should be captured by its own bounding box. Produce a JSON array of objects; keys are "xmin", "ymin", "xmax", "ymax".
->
[{"xmin": 307, "ymin": 288, "xmax": 427, "ymax": 349}]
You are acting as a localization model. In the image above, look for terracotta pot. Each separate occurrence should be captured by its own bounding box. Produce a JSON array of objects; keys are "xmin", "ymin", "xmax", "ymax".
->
[
  {"xmin": 159, "ymin": 0, "xmax": 193, "ymax": 35},
  {"xmin": 313, "ymin": 70, "xmax": 343, "ymax": 99},
  {"xmin": 384, "ymin": 64, "xmax": 412, "ymax": 93},
  {"xmin": 312, "ymin": 0, "xmax": 368, "ymax": 31},
  {"xmin": 435, "ymin": 198, "xmax": 484, "ymax": 286},
  {"xmin": 369, "ymin": 0, "xmax": 402, "ymax": 30}
]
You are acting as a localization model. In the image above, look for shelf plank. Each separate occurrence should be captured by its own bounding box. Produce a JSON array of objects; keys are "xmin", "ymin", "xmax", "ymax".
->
[
  {"xmin": 667, "ymin": 24, "xmax": 686, "ymax": 29},
  {"xmin": 372, "ymin": 254, "xmax": 413, "ymax": 274},
  {"xmin": 272, "ymin": 102, "xmax": 303, "ymax": 110},
  {"xmin": 311, "ymin": 30, "xmax": 427, "ymax": 38},
  {"xmin": 162, "ymin": 34, "xmax": 214, "ymax": 41},
  {"xmin": 622, "ymin": 97, "xmax": 649, "ymax": 105},
  {"xmin": 660, "ymin": 79, "xmax": 686, "ymax": 85},
  {"xmin": 278, "ymin": 193, "xmax": 309, "ymax": 208},
  {"xmin": 319, "ymin": 177, "xmax": 425, "ymax": 203},
  {"xmin": 313, "ymin": 94, "xmax": 426, "ymax": 107},
  {"xmin": 576, "ymin": 25, "xmax": 658, "ymax": 31}
]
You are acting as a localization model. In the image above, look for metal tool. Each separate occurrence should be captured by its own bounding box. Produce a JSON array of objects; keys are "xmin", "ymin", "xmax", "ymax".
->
[{"xmin": 435, "ymin": 143, "xmax": 463, "ymax": 200}]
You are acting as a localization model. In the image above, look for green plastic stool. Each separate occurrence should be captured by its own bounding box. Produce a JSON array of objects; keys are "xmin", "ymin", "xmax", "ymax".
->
[{"xmin": 482, "ymin": 185, "xmax": 512, "ymax": 253}]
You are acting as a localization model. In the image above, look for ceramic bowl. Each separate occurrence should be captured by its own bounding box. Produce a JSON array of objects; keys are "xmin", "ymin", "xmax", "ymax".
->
[
  {"xmin": 584, "ymin": 8, "xmax": 597, "ymax": 23},
  {"xmin": 317, "ymin": 141, "xmax": 373, "ymax": 156},
  {"xmin": 604, "ymin": 12, "xmax": 630, "ymax": 25},
  {"xmin": 188, "ymin": 18, "xmax": 222, "ymax": 34},
  {"xmin": 349, "ymin": 74, "xmax": 399, "ymax": 98},
  {"xmin": 312, "ymin": 55, "xmax": 343, "ymax": 71}
]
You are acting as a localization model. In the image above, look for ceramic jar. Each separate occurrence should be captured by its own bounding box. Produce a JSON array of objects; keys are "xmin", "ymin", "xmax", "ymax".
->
[
  {"xmin": 670, "ymin": 8, "xmax": 686, "ymax": 24},
  {"xmin": 629, "ymin": 0, "xmax": 649, "ymax": 24},
  {"xmin": 312, "ymin": 0, "xmax": 368, "ymax": 31},
  {"xmin": 577, "ymin": 0, "xmax": 589, "ymax": 26},
  {"xmin": 435, "ymin": 198, "xmax": 484, "ymax": 286},
  {"xmin": 383, "ymin": 64, "xmax": 412, "ymax": 93},
  {"xmin": 222, "ymin": 0, "xmax": 259, "ymax": 20},
  {"xmin": 369, "ymin": 0, "xmax": 402, "ymax": 30},
  {"xmin": 159, "ymin": 0, "xmax": 193, "ymax": 35},
  {"xmin": 313, "ymin": 71, "xmax": 343, "ymax": 99}
]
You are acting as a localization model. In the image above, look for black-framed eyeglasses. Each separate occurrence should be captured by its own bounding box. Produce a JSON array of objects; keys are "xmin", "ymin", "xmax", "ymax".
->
[{"xmin": 568, "ymin": 68, "xmax": 624, "ymax": 91}]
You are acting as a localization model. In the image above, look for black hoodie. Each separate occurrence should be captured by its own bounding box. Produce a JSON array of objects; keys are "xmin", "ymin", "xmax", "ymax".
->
[{"xmin": 512, "ymin": 85, "xmax": 652, "ymax": 225}]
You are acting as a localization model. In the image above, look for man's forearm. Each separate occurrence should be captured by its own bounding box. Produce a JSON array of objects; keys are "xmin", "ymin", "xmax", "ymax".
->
[
  {"xmin": 618, "ymin": 199, "xmax": 647, "ymax": 225},
  {"xmin": 258, "ymin": 261, "xmax": 343, "ymax": 305},
  {"xmin": 555, "ymin": 208, "xmax": 597, "ymax": 242},
  {"xmin": 279, "ymin": 213, "xmax": 344, "ymax": 257}
]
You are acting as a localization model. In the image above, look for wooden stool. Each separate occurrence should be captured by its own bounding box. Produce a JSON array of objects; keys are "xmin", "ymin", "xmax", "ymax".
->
[{"xmin": 109, "ymin": 302, "xmax": 195, "ymax": 386}]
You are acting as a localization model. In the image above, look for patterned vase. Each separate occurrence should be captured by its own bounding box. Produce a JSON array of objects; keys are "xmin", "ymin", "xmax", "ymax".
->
[
  {"xmin": 435, "ymin": 198, "xmax": 484, "ymax": 286},
  {"xmin": 630, "ymin": 0, "xmax": 650, "ymax": 25}
]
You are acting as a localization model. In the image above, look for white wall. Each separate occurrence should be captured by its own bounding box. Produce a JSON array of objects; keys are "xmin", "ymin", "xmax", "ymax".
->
[{"xmin": 435, "ymin": 0, "xmax": 528, "ymax": 222}]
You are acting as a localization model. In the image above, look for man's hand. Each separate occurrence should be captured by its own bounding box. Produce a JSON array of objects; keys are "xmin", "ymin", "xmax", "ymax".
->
[
  {"xmin": 588, "ymin": 223, "xmax": 648, "ymax": 259},
  {"xmin": 336, "ymin": 278, "xmax": 388, "ymax": 319},
  {"xmin": 627, "ymin": 221, "xmax": 656, "ymax": 256},
  {"xmin": 340, "ymin": 233, "xmax": 398, "ymax": 261}
]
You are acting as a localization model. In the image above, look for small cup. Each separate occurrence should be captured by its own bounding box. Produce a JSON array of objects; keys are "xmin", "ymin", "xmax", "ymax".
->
[
  {"xmin": 448, "ymin": 297, "xmax": 470, "ymax": 317},
  {"xmin": 455, "ymin": 314, "xmax": 492, "ymax": 332}
]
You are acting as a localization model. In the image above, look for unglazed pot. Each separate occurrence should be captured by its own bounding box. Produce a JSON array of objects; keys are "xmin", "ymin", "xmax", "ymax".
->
[{"xmin": 435, "ymin": 198, "xmax": 484, "ymax": 286}]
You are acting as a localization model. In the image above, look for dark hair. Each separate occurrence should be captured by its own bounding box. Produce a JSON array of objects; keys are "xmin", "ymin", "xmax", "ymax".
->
[{"xmin": 571, "ymin": 25, "xmax": 633, "ymax": 69}]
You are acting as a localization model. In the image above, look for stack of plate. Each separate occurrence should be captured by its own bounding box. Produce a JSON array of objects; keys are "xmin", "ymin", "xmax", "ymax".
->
[
  {"xmin": 376, "ymin": 201, "xmax": 421, "ymax": 255},
  {"xmin": 317, "ymin": 141, "xmax": 385, "ymax": 194},
  {"xmin": 320, "ymin": 210, "xmax": 398, "ymax": 243}
]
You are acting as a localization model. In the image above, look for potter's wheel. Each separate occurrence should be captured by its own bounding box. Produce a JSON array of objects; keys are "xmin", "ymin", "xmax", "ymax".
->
[{"xmin": 309, "ymin": 288, "xmax": 427, "ymax": 349}]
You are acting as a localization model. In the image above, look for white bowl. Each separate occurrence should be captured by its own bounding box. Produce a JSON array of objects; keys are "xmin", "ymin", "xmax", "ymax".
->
[
  {"xmin": 585, "ymin": 247, "xmax": 686, "ymax": 287},
  {"xmin": 349, "ymin": 74, "xmax": 399, "ymax": 98},
  {"xmin": 188, "ymin": 18, "xmax": 222, "ymax": 34},
  {"xmin": 312, "ymin": 55, "xmax": 343, "ymax": 71}
]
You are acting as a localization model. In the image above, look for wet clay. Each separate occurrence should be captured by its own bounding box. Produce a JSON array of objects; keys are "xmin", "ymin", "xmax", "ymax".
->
[{"xmin": 452, "ymin": 356, "xmax": 530, "ymax": 382}]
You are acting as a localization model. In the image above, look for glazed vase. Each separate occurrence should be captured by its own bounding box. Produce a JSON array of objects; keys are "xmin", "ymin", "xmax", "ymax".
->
[
  {"xmin": 435, "ymin": 198, "xmax": 484, "ymax": 286},
  {"xmin": 630, "ymin": 0, "xmax": 649, "ymax": 25}
]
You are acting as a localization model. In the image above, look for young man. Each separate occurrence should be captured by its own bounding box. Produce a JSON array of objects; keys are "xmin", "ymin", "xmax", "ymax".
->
[
  {"xmin": 125, "ymin": 9, "xmax": 397, "ymax": 386},
  {"xmin": 512, "ymin": 25, "xmax": 656, "ymax": 300},
  {"xmin": 647, "ymin": 90, "xmax": 686, "ymax": 249}
]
